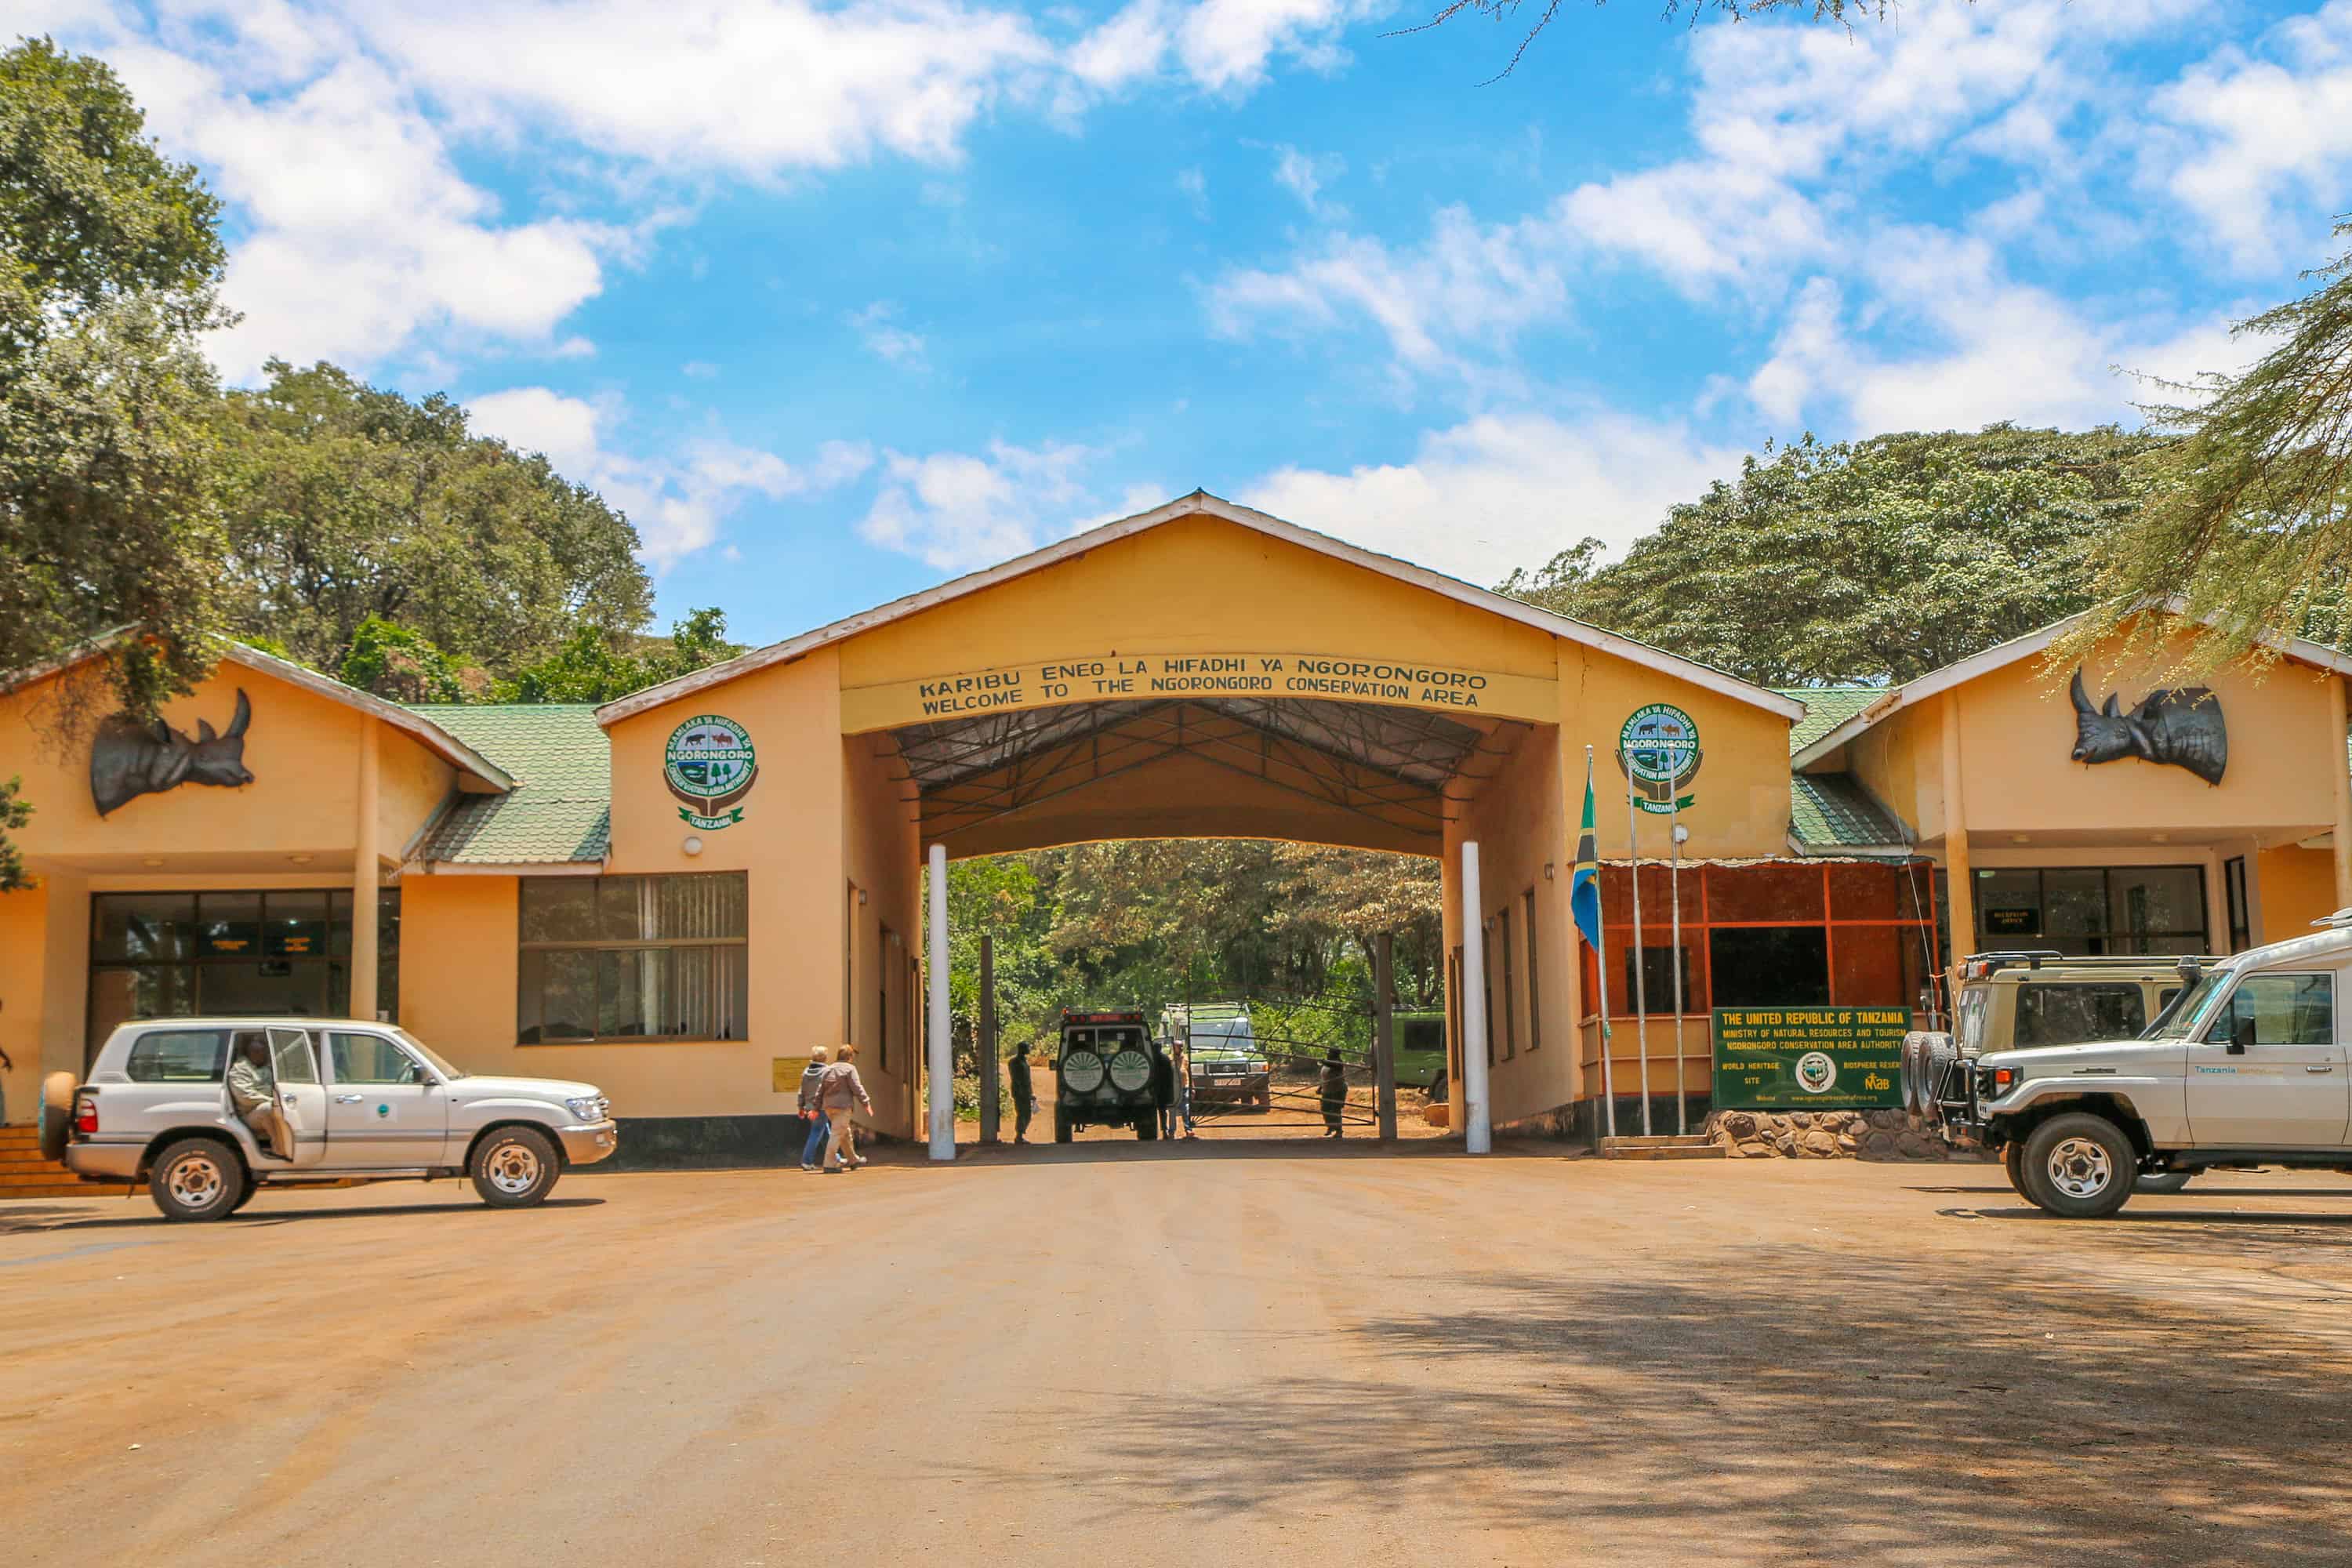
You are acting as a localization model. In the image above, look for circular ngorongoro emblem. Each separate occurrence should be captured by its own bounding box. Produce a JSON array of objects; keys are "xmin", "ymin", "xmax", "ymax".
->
[
  {"xmin": 1618, "ymin": 702, "xmax": 1701, "ymax": 813},
  {"xmin": 664, "ymin": 713, "xmax": 757, "ymax": 830},
  {"xmin": 1794, "ymin": 1051, "xmax": 1838, "ymax": 1095}
]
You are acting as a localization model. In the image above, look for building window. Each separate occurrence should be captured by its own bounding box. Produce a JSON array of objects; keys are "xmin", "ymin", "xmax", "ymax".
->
[
  {"xmin": 1480, "ymin": 919, "xmax": 1496, "ymax": 1067},
  {"xmin": 1971, "ymin": 866, "xmax": 2208, "ymax": 956},
  {"xmin": 2224, "ymin": 857, "xmax": 2251, "ymax": 953},
  {"xmin": 89, "ymin": 889, "xmax": 401, "ymax": 1065},
  {"xmin": 517, "ymin": 872, "xmax": 747, "ymax": 1044},
  {"xmin": 1523, "ymin": 887, "xmax": 1541, "ymax": 1051},
  {"xmin": 1497, "ymin": 905, "xmax": 1515, "ymax": 1059}
]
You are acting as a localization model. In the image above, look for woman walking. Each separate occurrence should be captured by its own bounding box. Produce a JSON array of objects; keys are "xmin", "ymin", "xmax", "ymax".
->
[
  {"xmin": 819, "ymin": 1044, "xmax": 874, "ymax": 1173},
  {"xmin": 797, "ymin": 1047, "xmax": 831, "ymax": 1171}
]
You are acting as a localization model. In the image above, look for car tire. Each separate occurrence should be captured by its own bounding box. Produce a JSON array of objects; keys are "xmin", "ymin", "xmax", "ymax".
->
[
  {"xmin": 2002, "ymin": 1141, "xmax": 2028, "ymax": 1197},
  {"xmin": 1428, "ymin": 1069, "xmax": 1448, "ymax": 1105},
  {"xmin": 2018, "ymin": 1112, "xmax": 2136, "ymax": 1218},
  {"xmin": 470, "ymin": 1126, "xmax": 561, "ymax": 1208},
  {"xmin": 149, "ymin": 1137, "xmax": 246, "ymax": 1223},
  {"xmin": 1900, "ymin": 1033, "xmax": 1929, "ymax": 1118},
  {"xmin": 2135, "ymin": 1171, "xmax": 2194, "ymax": 1195},
  {"xmin": 38, "ymin": 1071, "xmax": 78, "ymax": 1162},
  {"xmin": 231, "ymin": 1183, "xmax": 261, "ymax": 1213},
  {"xmin": 1054, "ymin": 1107, "xmax": 1073, "ymax": 1144},
  {"xmin": 1135, "ymin": 1111, "xmax": 1158, "ymax": 1142}
]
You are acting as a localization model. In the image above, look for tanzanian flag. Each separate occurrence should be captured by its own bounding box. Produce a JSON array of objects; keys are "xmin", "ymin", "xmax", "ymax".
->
[{"xmin": 1570, "ymin": 752, "xmax": 1602, "ymax": 953}]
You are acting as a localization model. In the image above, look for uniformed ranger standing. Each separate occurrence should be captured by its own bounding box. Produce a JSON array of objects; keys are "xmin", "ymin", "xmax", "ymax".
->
[{"xmin": 1007, "ymin": 1044, "xmax": 1034, "ymax": 1144}]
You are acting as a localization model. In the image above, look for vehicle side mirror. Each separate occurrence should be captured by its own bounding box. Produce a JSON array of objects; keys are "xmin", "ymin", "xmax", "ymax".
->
[{"xmin": 2210, "ymin": 1013, "xmax": 2245, "ymax": 1054}]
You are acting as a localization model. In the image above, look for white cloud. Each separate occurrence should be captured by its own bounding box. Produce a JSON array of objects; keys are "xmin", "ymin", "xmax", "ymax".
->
[
  {"xmin": 850, "ymin": 301, "xmax": 929, "ymax": 368},
  {"xmin": 1210, "ymin": 207, "xmax": 1567, "ymax": 374},
  {"xmin": 860, "ymin": 440, "xmax": 1101, "ymax": 570},
  {"xmin": 1177, "ymin": 165, "xmax": 1210, "ymax": 220},
  {"xmin": 1246, "ymin": 410, "xmax": 1747, "ymax": 583},
  {"xmin": 1271, "ymin": 144, "xmax": 1343, "ymax": 215},
  {"xmin": 467, "ymin": 387, "xmax": 873, "ymax": 566},
  {"xmin": 2152, "ymin": 0, "xmax": 2352, "ymax": 273}
]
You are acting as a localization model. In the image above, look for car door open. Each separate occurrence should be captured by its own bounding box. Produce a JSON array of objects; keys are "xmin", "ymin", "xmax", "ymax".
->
[
  {"xmin": 264, "ymin": 1027, "xmax": 331, "ymax": 1169},
  {"xmin": 324, "ymin": 1029, "xmax": 452, "ymax": 1167}
]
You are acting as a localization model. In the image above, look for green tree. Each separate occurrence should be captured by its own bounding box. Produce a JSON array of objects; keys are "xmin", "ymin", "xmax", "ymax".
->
[
  {"xmin": 0, "ymin": 38, "xmax": 232, "ymax": 887},
  {"xmin": 212, "ymin": 361, "xmax": 654, "ymax": 681},
  {"xmin": 498, "ymin": 607, "xmax": 742, "ymax": 702},
  {"xmin": 0, "ymin": 778, "xmax": 31, "ymax": 891},
  {"xmin": 336, "ymin": 615, "xmax": 475, "ymax": 703},
  {"xmin": 1501, "ymin": 425, "xmax": 2165, "ymax": 686},
  {"xmin": 2062, "ymin": 223, "xmax": 2352, "ymax": 681}
]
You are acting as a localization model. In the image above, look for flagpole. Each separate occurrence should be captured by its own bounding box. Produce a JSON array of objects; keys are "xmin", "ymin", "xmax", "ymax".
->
[
  {"xmin": 1586, "ymin": 746, "xmax": 1617, "ymax": 1141},
  {"xmin": 1668, "ymin": 781, "xmax": 1688, "ymax": 1137},
  {"xmin": 1624, "ymin": 742, "xmax": 1652, "ymax": 1138}
]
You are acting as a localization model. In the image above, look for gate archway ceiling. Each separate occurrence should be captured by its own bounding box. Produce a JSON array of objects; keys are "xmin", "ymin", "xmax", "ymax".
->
[{"xmin": 885, "ymin": 695, "xmax": 1531, "ymax": 854}]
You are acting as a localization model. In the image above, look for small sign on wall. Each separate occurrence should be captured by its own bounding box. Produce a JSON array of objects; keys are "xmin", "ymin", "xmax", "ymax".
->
[{"xmin": 771, "ymin": 1056, "xmax": 810, "ymax": 1094}]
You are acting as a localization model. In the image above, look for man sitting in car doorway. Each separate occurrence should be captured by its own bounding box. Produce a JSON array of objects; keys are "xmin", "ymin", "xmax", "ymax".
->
[{"xmin": 226, "ymin": 1034, "xmax": 285, "ymax": 1160}]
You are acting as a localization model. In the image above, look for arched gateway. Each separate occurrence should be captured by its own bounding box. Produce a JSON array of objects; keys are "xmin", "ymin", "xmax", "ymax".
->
[{"xmin": 9, "ymin": 491, "xmax": 2352, "ymax": 1159}]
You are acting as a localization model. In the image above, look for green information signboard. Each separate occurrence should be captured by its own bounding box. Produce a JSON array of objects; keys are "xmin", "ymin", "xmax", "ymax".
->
[{"xmin": 1711, "ymin": 1007, "xmax": 1907, "ymax": 1110}]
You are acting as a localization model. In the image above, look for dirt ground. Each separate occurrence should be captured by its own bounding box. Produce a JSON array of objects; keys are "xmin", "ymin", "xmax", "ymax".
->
[{"xmin": 5, "ymin": 1147, "xmax": 2352, "ymax": 1566}]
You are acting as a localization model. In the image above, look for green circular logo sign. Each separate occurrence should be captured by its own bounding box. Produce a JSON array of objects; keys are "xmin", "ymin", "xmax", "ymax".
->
[
  {"xmin": 1795, "ymin": 1051, "xmax": 1838, "ymax": 1095},
  {"xmin": 664, "ymin": 713, "xmax": 757, "ymax": 830},
  {"xmin": 1618, "ymin": 702, "xmax": 1700, "ymax": 813}
]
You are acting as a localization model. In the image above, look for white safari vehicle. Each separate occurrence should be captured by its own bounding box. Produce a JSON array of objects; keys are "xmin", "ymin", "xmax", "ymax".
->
[
  {"xmin": 1936, "ymin": 919, "xmax": 2352, "ymax": 1218},
  {"xmin": 39, "ymin": 1018, "xmax": 617, "ymax": 1221}
]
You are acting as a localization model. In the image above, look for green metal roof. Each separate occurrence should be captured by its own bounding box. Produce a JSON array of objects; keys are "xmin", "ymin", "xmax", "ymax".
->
[
  {"xmin": 1775, "ymin": 687, "xmax": 1886, "ymax": 756},
  {"xmin": 405, "ymin": 705, "xmax": 609, "ymax": 866},
  {"xmin": 1788, "ymin": 771, "xmax": 1911, "ymax": 853}
]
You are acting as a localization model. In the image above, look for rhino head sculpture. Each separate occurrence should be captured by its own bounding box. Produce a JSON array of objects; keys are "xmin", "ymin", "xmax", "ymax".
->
[
  {"xmin": 2067, "ymin": 669, "xmax": 2226, "ymax": 787},
  {"xmin": 89, "ymin": 688, "xmax": 256, "ymax": 817}
]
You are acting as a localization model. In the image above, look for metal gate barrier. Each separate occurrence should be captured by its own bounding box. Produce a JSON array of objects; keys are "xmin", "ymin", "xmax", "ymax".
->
[{"xmin": 1168, "ymin": 996, "xmax": 1381, "ymax": 1133}]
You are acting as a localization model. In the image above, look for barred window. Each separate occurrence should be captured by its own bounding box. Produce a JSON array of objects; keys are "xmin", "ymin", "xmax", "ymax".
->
[{"xmin": 518, "ymin": 873, "xmax": 748, "ymax": 1044}]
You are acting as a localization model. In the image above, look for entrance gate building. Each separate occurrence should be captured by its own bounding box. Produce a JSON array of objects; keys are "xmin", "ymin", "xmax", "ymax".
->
[{"xmin": 9, "ymin": 491, "xmax": 2352, "ymax": 1154}]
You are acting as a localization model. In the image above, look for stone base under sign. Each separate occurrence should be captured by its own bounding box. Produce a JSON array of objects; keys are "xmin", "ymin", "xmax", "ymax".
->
[{"xmin": 1707, "ymin": 1109, "xmax": 1988, "ymax": 1162}]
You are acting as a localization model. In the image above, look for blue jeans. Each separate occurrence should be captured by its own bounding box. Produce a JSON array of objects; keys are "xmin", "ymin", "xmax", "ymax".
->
[{"xmin": 800, "ymin": 1112, "xmax": 829, "ymax": 1167}]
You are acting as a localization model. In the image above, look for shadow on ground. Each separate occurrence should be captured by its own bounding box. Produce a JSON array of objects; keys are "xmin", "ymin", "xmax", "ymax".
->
[{"xmin": 948, "ymin": 1253, "xmax": 2352, "ymax": 1565}]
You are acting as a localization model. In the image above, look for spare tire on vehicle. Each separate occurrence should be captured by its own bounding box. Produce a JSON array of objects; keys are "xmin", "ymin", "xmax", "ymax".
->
[
  {"xmin": 1916, "ymin": 1033, "xmax": 1957, "ymax": 1125},
  {"xmin": 1900, "ymin": 1033, "xmax": 1931, "ymax": 1118},
  {"xmin": 38, "ymin": 1071, "xmax": 78, "ymax": 1162}
]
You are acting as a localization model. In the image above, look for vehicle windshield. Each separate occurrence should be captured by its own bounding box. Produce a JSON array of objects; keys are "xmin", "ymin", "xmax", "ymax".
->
[
  {"xmin": 1191, "ymin": 1018, "xmax": 1254, "ymax": 1046},
  {"xmin": 2151, "ymin": 970, "xmax": 2234, "ymax": 1040},
  {"xmin": 394, "ymin": 1028, "xmax": 467, "ymax": 1079}
]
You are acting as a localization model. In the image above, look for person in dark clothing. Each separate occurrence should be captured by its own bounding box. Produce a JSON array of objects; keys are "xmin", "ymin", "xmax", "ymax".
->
[
  {"xmin": 1007, "ymin": 1045, "xmax": 1034, "ymax": 1144},
  {"xmin": 1149, "ymin": 1044, "xmax": 1177, "ymax": 1138},
  {"xmin": 1318, "ymin": 1048, "xmax": 1348, "ymax": 1138}
]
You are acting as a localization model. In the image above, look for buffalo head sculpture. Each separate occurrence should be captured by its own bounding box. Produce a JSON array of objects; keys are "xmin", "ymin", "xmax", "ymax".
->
[{"xmin": 90, "ymin": 688, "xmax": 256, "ymax": 817}]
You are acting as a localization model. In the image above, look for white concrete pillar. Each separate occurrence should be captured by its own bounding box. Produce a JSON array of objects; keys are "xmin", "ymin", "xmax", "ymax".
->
[
  {"xmin": 1461, "ymin": 840, "xmax": 1491, "ymax": 1154},
  {"xmin": 351, "ymin": 720, "xmax": 381, "ymax": 1022},
  {"xmin": 927, "ymin": 842, "xmax": 954, "ymax": 1162}
]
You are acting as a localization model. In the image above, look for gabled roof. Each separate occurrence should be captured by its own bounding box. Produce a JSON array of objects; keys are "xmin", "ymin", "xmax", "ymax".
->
[
  {"xmin": 1788, "ymin": 601, "xmax": 2352, "ymax": 771},
  {"xmin": 0, "ymin": 632, "xmax": 513, "ymax": 790},
  {"xmin": 595, "ymin": 490, "xmax": 1808, "ymax": 727},
  {"xmin": 405, "ymin": 705, "xmax": 609, "ymax": 868}
]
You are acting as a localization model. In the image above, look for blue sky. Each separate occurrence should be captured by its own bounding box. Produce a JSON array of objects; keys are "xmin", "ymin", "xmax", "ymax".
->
[{"xmin": 19, "ymin": 0, "xmax": 2352, "ymax": 645}]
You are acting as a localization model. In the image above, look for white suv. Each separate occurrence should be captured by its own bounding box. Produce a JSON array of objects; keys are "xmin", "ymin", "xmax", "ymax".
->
[
  {"xmin": 41, "ymin": 1018, "xmax": 617, "ymax": 1221},
  {"xmin": 1938, "ymin": 921, "xmax": 2352, "ymax": 1217}
]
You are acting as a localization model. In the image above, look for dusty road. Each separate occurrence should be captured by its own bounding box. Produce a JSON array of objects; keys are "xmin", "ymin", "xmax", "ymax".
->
[{"xmin": 5, "ymin": 1144, "xmax": 2352, "ymax": 1566}]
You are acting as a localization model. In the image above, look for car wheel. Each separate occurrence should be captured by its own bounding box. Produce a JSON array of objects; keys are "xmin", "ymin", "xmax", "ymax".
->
[
  {"xmin": 470, "ymin": 1126, "xmax": 561, "ymax": 1208},
  {"xmin": 231, "ymin": 1183, "xmax": 260, "ymax": 1213},
  {"xmin": 2018, "ymin": 1112, "xmax": 2136, "ymax": 1218},
  {"xmin": 149, "ymin": 1137, "xmax": 246, "ymax": 1223},
  {"xmin": 2002, "ymin": 1141, "xmax": 2028, "ymax": 1197},
  {"xmin": 1135, "ymin": 1111, "xmax": 1158, "ymax": 1142},
  {"xmin": 38, "ymin": 1071, "xmax": 78, "ymax": 1162},
  {"xmin": 1900, "ymin": 1033, "xmax": 1929, "ymax": 1118},
  {"xmin": 1428, "ymin": 1069, "xmax": 1448, "ymax": 1105},
  {"xmin": 2135, "ymin": 1171, "xmax": 2194, "ymax": 1195},
  {"xmin": 1054, "ymin": 1107, "xmax": 1074, "ymax": 1144}
]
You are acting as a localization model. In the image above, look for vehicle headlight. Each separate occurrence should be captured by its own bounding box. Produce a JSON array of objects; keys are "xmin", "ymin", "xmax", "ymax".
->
[
  {"xmin": 1062, "ymin": 1051, "xmax": 1106, "ymax": 1094},
  {"xmin": 1978, "ymin": 1065, "xmax": 2018, "ymax": 1101},
  {"xmin": 566, "ymin": 1095, "xmax": 608, "ymax": 1121},
  {"xmin": 1109, "ymin": 1049, "xmax": 1151, "ymax": 1092}
]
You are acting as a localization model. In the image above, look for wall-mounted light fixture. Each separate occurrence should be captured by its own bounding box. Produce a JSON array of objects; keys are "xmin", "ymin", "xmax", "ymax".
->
[
  {"xmin": 681, "ymin": 835, "xmax": 704, "ymax": 857},
  {"xmin": 1543, "ymin": 862, "xmax": 1555, "ymax": 880}
]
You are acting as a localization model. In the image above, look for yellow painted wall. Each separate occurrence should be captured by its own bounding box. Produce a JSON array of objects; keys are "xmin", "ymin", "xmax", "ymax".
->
[
  {"xmin": 2259, "ymin": 846, "xmax": 2336, "ymax": 943},
  {"xmin": 1448, "ymin": 725, "xmax": 1577, "ymax": 1127},
  {"xmin": 0, "ymin": 880, "xmax": 47, "ymax": 1122},
  {"xmin": 1560, "ymin": 643, "xmax": 1795, "ymax": 861},
  {"xmin": 1849, "ymin": 636, "xmax": 2342, "ymax": 842},
  {"xmin": 0, "ymin": 657, "xmax": 455, "ymax": 870},
  {"xmin": 843, "ymin": 728, "xmax": 920, "ymax": 1134}
]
